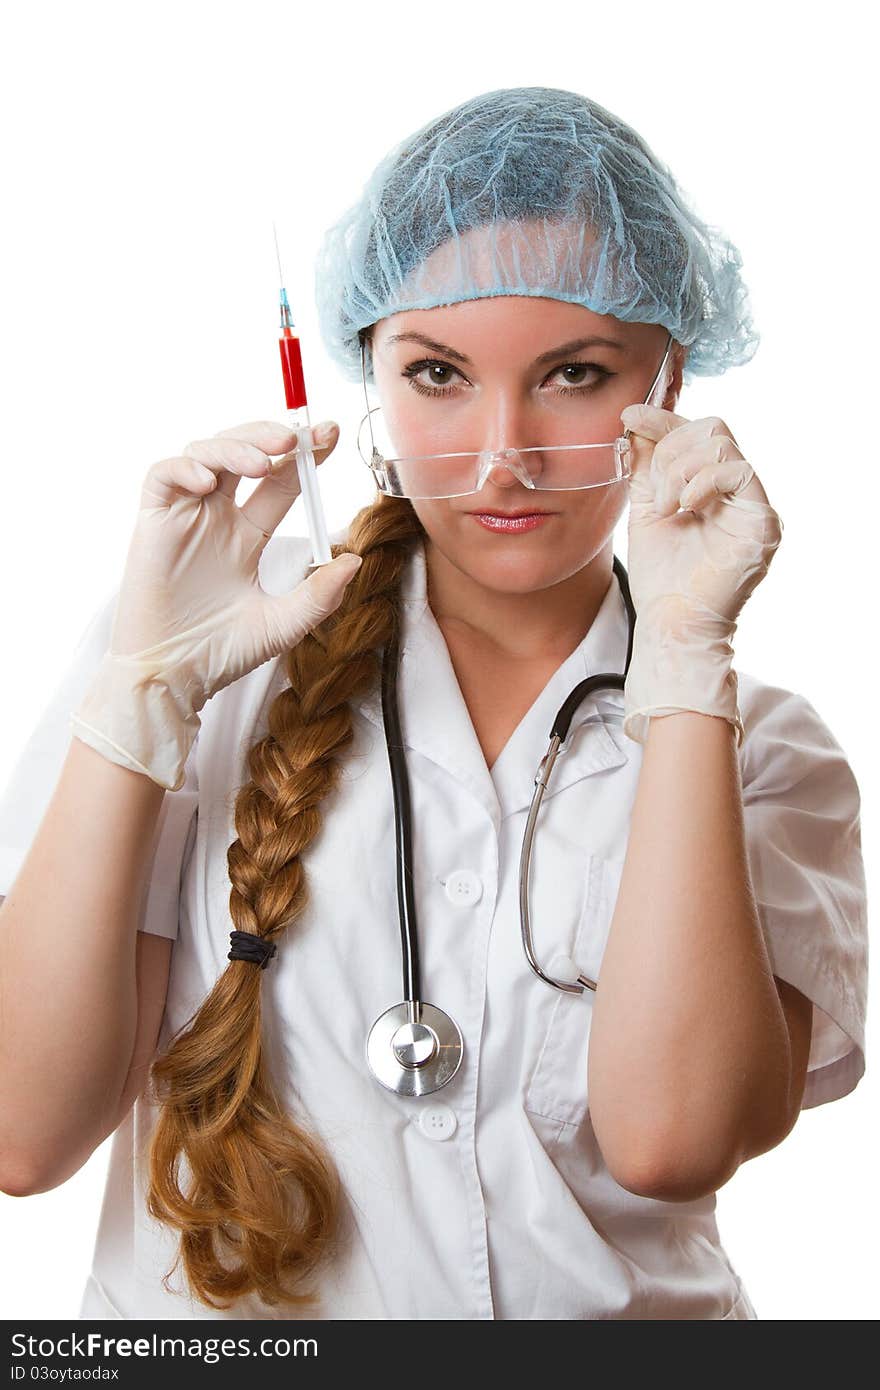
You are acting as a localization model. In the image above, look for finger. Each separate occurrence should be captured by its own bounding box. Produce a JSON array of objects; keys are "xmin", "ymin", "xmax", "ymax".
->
[
  {"xmin": 649, "ymin": 416, "xmax": 742, "ymax": 472},
  {"xmin": 652, "ymin": 436, "xmax": 750, "ymax": 515},
  {"xmin": 140, "ymin": 455, "xmax": 219, "ymax": 508},
  {"xmin": 213, "ymin": 419, "xmax": 303, "ymax": 451},
  {"xmin": 212, "ymin": 420, "xmax": 299, "ymax": 495},
  {"xmin": 186, "ymin": 420, "xmax": 336, "ymax": 498},
  {"xmin": 240, "ymin": 423, "xmax": 340, "ymax": 536},
  {"xmin": 677, "ymin": 458, "xmax": 758, "ymax": 513},
  {"xmin": 214, "ymin": 419, "xmax": 337, "ymax": 470},
  {"xmin": 619, "ymin": 402, "xmax": 692, "ymax": 443},
  {"xmin": 183, "ymin": 435, "xmax": 275, "ymax": 499}
]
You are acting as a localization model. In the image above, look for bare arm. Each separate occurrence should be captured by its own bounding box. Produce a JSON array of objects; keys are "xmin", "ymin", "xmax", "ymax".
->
[
  {"xmin": 0, "ymin": 735, "xmax": 169, "ymax": 1195},
  {"xmin": 587, "ymin": 711, "xmax": 812, "ymax": 1201}
]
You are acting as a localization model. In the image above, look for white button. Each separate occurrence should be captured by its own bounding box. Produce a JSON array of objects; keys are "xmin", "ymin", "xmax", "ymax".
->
[
  {"xmin": 444, "ymin": 869, "xmax": 483, "ymax": 907},
  {"xmin": 548, "ymin": 954, "xmax": 581, "ymax": 985},
  {"xmin": 416, "ymin": 1104, "xmax": 458, "ymax": 1141}
]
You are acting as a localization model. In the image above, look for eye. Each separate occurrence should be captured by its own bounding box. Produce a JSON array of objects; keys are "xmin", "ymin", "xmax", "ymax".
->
[
  {"xmin": 547, "ymin": 362, "xmax": 614, "ymax": 396},
  {"xmin": 399, "ymin": 357, "xmax": 616, "ymax": 399},
  {"xmin": 401, "ymin": 359, "xmax": 467, "ymax": 397}
]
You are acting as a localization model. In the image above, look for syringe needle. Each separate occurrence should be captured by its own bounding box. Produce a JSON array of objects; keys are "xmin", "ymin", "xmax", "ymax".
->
[{"xmin": 272, "ymin": 220, "xmax": 284, "ymax": 288}]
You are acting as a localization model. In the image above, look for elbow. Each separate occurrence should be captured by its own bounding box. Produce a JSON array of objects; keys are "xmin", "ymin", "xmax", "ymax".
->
[
  {"xmin": 0, "ymin": 1130, "xmax": 38, "ymax": 1196},
  {"xmin": 607, "ymin": 1139, "xmax": 742, "ymax": 1203},
  {"xmin": 617, "ymin": 1161, "xmax": 739, "ymax": 1204},
  {"xmin": 0, "ymin": 1158, "xmax": 86, "ymax": 1198},
  {"xmin": 0, "ymin": 1152, "xmax": 42, "ymax": 1199},
  {"xmin": 608, "ymin": 1106, "xmax": 798, "ymax": 1200},
  {"xmin": 0, "ymin": 1132, "xmax": 103, "ymax": 1198}
]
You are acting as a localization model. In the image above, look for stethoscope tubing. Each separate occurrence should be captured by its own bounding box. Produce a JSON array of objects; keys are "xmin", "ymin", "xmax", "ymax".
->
[
  {"xmin": 370, "ymin": 553, "xmax": 637, "ymax": 1093},
  {"xmin": 380, "ymin": 627, "xmax": 423, "ymax": 1020},
  {"xmin": 519, "ymin": 553, "xmax": 636, "ymax": 995}
]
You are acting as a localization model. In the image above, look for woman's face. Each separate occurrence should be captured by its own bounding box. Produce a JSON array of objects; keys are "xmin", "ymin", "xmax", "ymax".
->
[{"xmin": 369, "ymin": 296, "xmax": 683, "ymax": 598}]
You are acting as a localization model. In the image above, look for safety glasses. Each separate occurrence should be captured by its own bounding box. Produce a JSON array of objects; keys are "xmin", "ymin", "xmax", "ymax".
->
[{"xmin": 356, "ymin": 330, "xmax": 674, "ymax": 500}]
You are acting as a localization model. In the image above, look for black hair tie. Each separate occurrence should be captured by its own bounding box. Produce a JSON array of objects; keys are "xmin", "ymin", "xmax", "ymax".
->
[{"xmin": 228, "ymin": 929, "xmax": 278, "ymax": 970}]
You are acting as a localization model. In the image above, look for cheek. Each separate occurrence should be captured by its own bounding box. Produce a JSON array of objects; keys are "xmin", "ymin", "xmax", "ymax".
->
[
  {"xmin": 550, "ymin": 481, "xmax": 627, "ymax": 531},
  {"xmin": 370, "ymin": 368, "xmax": 426, "ymax": 450},
  {"xmin": 382, "ymin": 402, "xmax": 448, "ymax": 459},
  {"xmin": 409, "ymin": 499, "xmax": 446, "ymax": 536},
  {"xmin": 590, "ymin": 482, "xmax": 629, "ymax": 533}
]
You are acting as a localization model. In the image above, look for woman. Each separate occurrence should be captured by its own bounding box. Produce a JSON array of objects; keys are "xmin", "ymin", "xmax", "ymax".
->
[{"xmin": 0, "ymin": 87, "xmax": 867, "ymax": 1320}]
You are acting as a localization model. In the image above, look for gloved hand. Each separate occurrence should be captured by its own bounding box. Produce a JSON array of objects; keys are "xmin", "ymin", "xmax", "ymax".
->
[
  {"xmin": 70, "ymin": 420, "xmax": 363, "ymax": 791},
  {"xmin": 618, "ymin": 403, "xmax": 783, "ymax": 747}
]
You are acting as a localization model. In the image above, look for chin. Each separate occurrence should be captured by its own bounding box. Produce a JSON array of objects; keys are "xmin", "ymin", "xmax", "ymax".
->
[{"xmin": 440, "ymin": 532, "xmax": 614, "ymax": 595}]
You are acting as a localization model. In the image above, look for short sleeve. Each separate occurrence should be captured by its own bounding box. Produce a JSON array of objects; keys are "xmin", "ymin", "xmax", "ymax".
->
[
  {"xmin": 738, "ymin": 675, "xmax": 868, "ymax": 1110},
  {"xmin": 0, "ymin": 588, "xmax": 199, "ymax": 941}
]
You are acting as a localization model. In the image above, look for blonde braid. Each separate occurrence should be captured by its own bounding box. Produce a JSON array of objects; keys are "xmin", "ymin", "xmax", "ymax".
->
[{"xmin": 145, "ymin": 491, "xmax": 425, "ymax": 1313}]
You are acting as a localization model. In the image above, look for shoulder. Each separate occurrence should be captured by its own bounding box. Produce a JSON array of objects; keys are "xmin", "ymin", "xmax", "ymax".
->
[
  {"xmin": 737, "ymin": 669, "xmax": 839, "ymax": 743},
  {"xmin": 736, "ymin": 669, "xmax": 856, "ymax": 797},
  {"xmin": 734, "ymin": 664, "xmax": 856, "ymax": 828}
]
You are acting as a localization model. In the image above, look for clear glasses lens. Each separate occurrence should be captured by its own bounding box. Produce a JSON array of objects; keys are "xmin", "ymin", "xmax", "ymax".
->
[
  {"xmin": 371, "ymin": 443, "xmax": 631, "ymax": 499},
  {"xmin": 358, "ymin": 330, "xmax": 674, "ymax": 499}
]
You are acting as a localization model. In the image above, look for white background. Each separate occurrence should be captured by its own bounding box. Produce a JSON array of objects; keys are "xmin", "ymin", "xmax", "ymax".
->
[{"xmin": 0, "ymin": 0, "xmax": 875, "ymax": 1321}]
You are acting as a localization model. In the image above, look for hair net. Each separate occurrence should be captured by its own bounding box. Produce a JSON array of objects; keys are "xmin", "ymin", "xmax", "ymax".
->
[{"xmin": 314, "ymin": 87, "xmax": 759, "ymax": 389}]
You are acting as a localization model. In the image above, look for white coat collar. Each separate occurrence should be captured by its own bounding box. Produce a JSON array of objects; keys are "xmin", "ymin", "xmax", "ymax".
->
[{"xmin": 353, "ymin": 537, "xmax": 632, "ymax": 829}]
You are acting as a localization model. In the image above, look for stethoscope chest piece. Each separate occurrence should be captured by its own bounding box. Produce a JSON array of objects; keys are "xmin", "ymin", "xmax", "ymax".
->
[{"xmin": 366, "ymin": 1002, "xmax": 464, "ymax": 1097}]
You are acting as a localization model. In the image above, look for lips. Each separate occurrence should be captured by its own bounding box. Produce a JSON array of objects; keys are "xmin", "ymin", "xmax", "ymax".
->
[{"xmin": 470, "ymin": 511, "xmax": 554, "ymax": 533}]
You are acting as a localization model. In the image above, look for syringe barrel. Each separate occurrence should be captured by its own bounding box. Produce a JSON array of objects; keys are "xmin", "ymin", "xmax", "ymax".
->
[
  {"xmin": 291, "ymin": 422, "xmax": 332, "ymax": 567},
  {"xmin": 279, "ymin": 330, "xmax": 308, "ymax": 410}
]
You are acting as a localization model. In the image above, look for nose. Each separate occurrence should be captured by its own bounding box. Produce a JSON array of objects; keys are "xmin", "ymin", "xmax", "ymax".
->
[
  {"xmin": 483, "ymin": 464, "xmax": 517, "ymax": 486},
  {"xmin": 474, "ymin": 447, "xmax": 539, "ymax": 493},
  {"xmin": 482, "ymin": 452, "xmax": 521, "ymax": 488},
  {"xmin": 464, "ymin": 392, "xmax": 548, "ymax": 493},
  {"xmin": 473, "ymin": 390, "xmax": 532, "ymax": 455}
]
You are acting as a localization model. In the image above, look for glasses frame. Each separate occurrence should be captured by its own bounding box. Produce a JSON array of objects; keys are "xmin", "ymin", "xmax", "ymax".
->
[{"xmin": 356, "ymin": 328, "xmax": 675, "ymax": 500}]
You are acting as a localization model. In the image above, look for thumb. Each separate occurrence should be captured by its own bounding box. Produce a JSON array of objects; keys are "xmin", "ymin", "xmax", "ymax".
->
[
  {"xmin": 620, "ymin": 407, "xmax": 656, "ymax": 484},
  {"xmin": 623, "ymin": 433, "xmax": 657, "ymax": 507},
  {"xmin": 265, "ymin": 552, "xmax": 364, "ymax": 651},
  {"xmin": 304, "ymin": 551, "xmax": 364, "ymax": 615}
]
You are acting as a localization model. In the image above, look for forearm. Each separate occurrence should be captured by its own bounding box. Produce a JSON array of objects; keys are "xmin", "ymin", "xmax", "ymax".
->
[
  {"xmin": 0, "ymin": 736, "xmax": 166, "ymax": 1192},
  {"xmin": 587, "ymin": 709, "xmax": 791, "ymax": 1197}
]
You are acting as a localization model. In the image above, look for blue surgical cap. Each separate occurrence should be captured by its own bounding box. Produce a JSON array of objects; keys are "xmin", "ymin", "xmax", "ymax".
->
[{"xmin": 314, "ymin": 88, "xmax": 759, "ymax": 390}]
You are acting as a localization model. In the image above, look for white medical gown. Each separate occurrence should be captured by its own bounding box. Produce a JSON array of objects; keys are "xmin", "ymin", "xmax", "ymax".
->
[{"xmin": 0, "ymin": 529, "xmax": 868, "ymax": 1320}]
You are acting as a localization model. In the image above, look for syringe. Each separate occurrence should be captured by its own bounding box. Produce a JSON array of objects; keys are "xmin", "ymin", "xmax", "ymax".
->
[{"xmin": 272, "ymin": 222, "xmax": 333, "ymax": 569}]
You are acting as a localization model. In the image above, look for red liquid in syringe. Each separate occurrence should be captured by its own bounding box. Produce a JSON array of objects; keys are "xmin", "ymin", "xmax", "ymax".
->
[{"xmin": 279, "ymin": 327, "xmax": 308, "ymax": 410}]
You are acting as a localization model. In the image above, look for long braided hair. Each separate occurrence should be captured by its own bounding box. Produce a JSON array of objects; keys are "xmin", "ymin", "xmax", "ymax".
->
[{"xmin": 144, "ymin": 486, "xmax": 426, "ymax": 1313}]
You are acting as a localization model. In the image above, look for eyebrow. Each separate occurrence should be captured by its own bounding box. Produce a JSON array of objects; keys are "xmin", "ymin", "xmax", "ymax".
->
[{"xmin": 383, "ymin": 331, "xmax": 629, "ymax": 367}]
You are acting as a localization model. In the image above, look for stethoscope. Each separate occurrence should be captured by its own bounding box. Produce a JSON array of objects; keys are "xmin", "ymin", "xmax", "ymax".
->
[{"xmin": 365, "ymin": 553, "xmax": 638, "ymax": 1097}]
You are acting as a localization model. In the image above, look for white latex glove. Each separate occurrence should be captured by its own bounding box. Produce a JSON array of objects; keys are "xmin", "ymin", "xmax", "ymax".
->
[
  {"xmin": 70, "ymin": 420, "xmax": 363, "ymax": 791},
  {"xmin": 618, "ymin": 403, "xmax": 783, "ymax": 747}
]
